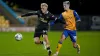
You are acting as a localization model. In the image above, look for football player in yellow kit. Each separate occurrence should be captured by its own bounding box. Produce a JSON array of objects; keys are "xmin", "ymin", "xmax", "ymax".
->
[{"xmin": 53, "ymin": 1, "xmax": 81, "ymax": 56}]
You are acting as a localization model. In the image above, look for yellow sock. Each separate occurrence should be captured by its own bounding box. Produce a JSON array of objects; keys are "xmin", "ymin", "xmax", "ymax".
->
[
  {"xmin": 77, "ymin": 44, "xmax": 80, "ymax": 49},
  {"xmin": 56, "ymin": 43, "xmax": 62, "ymax": 53}
]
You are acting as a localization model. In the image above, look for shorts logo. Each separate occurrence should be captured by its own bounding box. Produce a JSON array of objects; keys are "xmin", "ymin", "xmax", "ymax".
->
[
  {"xmin": 43, "ymin": 30, "xmax": 47, "ymax": 33},
  {"xmin": 73, "ymin": 36, "xmax": 77, "ymax": 41}
]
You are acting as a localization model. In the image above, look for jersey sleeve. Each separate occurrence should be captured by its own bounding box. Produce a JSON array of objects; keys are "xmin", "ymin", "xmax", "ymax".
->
[
  {"xmin": 59, "ymin": 14, "xmax": 63, "ymax": 20},
  {"xmin": 55, "ymin": 14, "xmax": 65, "ymax": 24},
  {"xmin": 49, "ymin": 13, "xmax": 57, "ymax": 20},
  {"xmin": 49, "ymin": 14, "xmax": 57, "ymax": 26},
  {"xmin": 21, "ymin": 11, "xmax": 38, "ymax": 17},
  {"xmin": 73, "ymin": 10, "xmax": 81, "ymax": 21},
  {"xmin": 50, "ymin": 14, "xmax": 65, "ymax": 26}
]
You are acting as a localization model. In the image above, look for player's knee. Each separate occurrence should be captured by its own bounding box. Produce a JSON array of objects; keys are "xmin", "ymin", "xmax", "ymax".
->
[
  {"xmin": 44, "ymin": 37, "xmax": 49, "ymax": 42},
  {"xmin": 34, "ymin": 40, "xmax": 41, "ymax": 44},
  {"xmin": 34, "ymin": 41, "xmax": 40, "ymax": 44},
  {"xmin": 43, "ymin": 34, "xmax": 48, "ymax": 39},
  {"xmin": 34, "ymin": 38, "xmax": 40, "ymax": 44},
  {"xmin": 61, "ymin": 34, "xmax": 66, "ymax": 40}
]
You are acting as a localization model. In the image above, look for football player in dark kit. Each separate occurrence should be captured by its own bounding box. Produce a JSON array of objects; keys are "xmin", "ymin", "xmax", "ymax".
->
[{"xmin": 18, "ymin": 3, "xmax": 62, "ymax": 56}]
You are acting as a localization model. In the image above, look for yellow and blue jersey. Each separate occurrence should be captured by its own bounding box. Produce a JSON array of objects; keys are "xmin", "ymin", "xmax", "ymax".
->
[
  {"xmin": 59, "ymin": 9, "xmax": 80, "ymax": 30},
  {"xmin": 50, "ymin": 9, "xmax": 81, "ymax": 42},
  {"xmin": 61, "ymin": 9, "xmax": 80, "ymax": 42}
]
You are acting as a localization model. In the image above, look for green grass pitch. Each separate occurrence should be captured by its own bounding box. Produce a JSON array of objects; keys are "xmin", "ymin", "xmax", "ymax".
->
[{"xmin": 0, "ymin": 31, "xmax": 100, "ymax": 56}]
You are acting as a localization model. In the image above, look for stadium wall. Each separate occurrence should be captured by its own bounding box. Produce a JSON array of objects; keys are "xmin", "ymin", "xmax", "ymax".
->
[
  {"xmin": 0, "ymin": 27, "xmax": 35, "ymax": 32},
  {"xmin": 0, "ymin": 15, "xmax": 100, "ymax": 32}
]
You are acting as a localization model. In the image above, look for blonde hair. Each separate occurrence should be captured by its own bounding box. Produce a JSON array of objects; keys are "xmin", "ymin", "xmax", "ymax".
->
[
  {"xmin": 63, "ymin": 1, "xmax": 70, "ymax": 5},
  {"xmin": 41, "ymin": 3, "xmax": 48, "ymax": 7}
]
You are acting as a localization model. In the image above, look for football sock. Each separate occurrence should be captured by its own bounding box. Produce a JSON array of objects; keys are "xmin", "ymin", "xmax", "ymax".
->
[
  {"xmin": 56, "ymin": 41, "xmax": 62, "ymax": 53},
  {"xmin": 74, "ymin": 44, "xmax": 80, "ymax": 50},
  {"xmin": 47, "ymin": 47, "xmax": 51, "ymax": 51},
  {"xmin": 40, "ymin": 41, "xmax": 43, "ymax": 44},
  {"xmin": 76, "ymin": 44, "xmax": 80, "ymax": 50}
]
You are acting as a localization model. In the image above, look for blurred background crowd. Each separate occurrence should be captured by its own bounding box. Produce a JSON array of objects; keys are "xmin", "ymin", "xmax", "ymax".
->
[{"xmin": 0, "ymin": 0, "xmax": 100, "ymax": 32}]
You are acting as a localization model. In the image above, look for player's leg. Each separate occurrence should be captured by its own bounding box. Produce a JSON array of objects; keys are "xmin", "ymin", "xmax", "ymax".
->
[
  {"xmin": 53, "ymin": 30, "xmax": 68, "ymax": 56},
  {"xmin": 69, "ymin": 30, "xmax": 80, "ymax": 54},
  {"xmin": 42, "ymin": 30, "xmax": 52, "ymax": 56},
  {"xmin": 73, "ymin": 42, "xmax": 80, "ymax": 54},
  {"xmin": 43, "ymin": 34, "xmax": 52, "ymax": 56},
  {"xmin": 34, "ymin": 32, "xmax": 43, "ymax": 44}
]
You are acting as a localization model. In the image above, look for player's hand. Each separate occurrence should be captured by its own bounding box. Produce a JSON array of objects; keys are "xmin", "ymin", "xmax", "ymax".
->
[{"xmin": 17, "ymin": 16, "xmax": 22, "ymax": 19}]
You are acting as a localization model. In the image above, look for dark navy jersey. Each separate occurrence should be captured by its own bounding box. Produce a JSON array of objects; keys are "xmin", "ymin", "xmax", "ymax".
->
[{"xmin": 21, "ymin": 10, "xmax": 56, "ymax": 29}]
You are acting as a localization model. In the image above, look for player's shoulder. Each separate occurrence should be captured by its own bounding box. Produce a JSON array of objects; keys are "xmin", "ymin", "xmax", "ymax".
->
[
  {"xmin": 47, "ymin": 11, "xmax": 52, "ymax": 14},
  {"xmin": 61, "ymin": 9, "xmax": 75, "ymax": 15},
  {"xmin": 69, "ymin": 9, "xmax": 78, "ymax": 15},
  {"xmin": 69, "ymin": 9, "xmax": 76, "ymax": 13},
  {"xmin": 62, "ymin": 11, "xmax": 66, "ymax": 15},
  {"xmin": 70, "ymin": 9, "xmax": 74, "ymax": 11},
  {"xmin": 47, "ymin": 11, "xmax": 54, "ymax": 16},
  {"xmin": 70, "ymin": 9, "xmax": 77, "ymax": 13},
  {"xmin": 69, "ymin": 9, "xmax": 78, "ymax": 14}
]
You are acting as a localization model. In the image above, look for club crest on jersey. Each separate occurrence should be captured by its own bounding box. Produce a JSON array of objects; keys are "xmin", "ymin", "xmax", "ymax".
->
[{"xmin": 40, "ymin": 17, "xmax": 47, "ymax": 23}]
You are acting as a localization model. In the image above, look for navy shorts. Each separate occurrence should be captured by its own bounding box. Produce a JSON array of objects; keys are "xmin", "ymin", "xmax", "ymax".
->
[{"xmin": 63, "ymin": 29, "xmax": 77, "ymax": 42}]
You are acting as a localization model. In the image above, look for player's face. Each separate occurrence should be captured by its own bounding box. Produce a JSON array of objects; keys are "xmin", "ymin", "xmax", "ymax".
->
[
  {"xmin": 63, "ymin": 4, "xmax": 70, "ymax": 10},
  {"xmin": 41, "ymin": 5, "xmax": 48, "ymax": 14}
]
